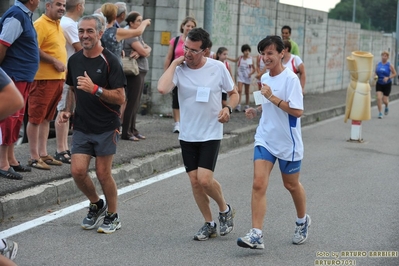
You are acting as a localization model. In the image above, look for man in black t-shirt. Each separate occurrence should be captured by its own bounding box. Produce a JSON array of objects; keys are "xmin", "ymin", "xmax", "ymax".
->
[{"xmin": 59, "ymin": 15, "xmax": 126, "ymax": 234}]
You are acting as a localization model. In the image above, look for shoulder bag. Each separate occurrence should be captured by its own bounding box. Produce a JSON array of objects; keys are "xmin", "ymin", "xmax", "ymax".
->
[{"xmin": 122, "ymin": 57, "xmax": 139, "ymax": 76}]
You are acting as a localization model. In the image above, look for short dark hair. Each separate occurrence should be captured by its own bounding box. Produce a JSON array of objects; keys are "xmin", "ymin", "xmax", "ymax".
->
[
  {"xmin": 281, "ymin": 25, "xmax": 292, "ymax": 34},
  {"xmin": 125, "ymin": 11, "xmax": 140, "ymax": 25},
  {"xmin": 216, "ymin": 47, "xmax": 228, "ymax": 60},
  {"xmin": 257, "ymin": 35, "xmax": 285, "ymax": 54},
  {"xmin": 241, "ymin": 44, "xmax": 251, "ymax": 53},
  {"xmin": 187, "ymin": 28, "xmax": 211, "ymax": 50},
  {"xmin": 79, "ymin": 15, "xmax": 104, "ymax": 33}
]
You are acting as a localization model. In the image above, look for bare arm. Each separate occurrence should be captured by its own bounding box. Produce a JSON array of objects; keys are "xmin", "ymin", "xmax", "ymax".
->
[
  {"xmin": 226, "ymin": 87, "xmax": 239, "ymax": 109},
  {"xmin": 0, "ymin": 43, "xmax": 8, "ymax": 65},
  {"xmin": 72, "ymin": 42, "xmax": 82, "ymax": 52},
  {"xmin": 298, "ymin": 63, "xmax": 306, "ymax": 93},
  {"xmin": 158, "ymin": 56, "xmax": 185, "ymax": 94},
  {"xmin": 58, "ymin": 85, "xmax": 75, "ymax": 123},
  {"xmin": 227, "ymin": 56, "xmax": 239, "ymax": 63},
  {"xmin": 115, "ymin": 19, "xmax": 151, "ymax": 42},
  {"xmin": 0, "ymin": 80, "xmax": 24, "ymax": 120},
  {"xmin": 77, "ymin": 71, "xmax": 125, "ymax": 105},
  {"xmin": 131, "ymin": 41, "xmax": 151, "ymax": 58},
  {"xmin": 39, "ymin": 49, "xmax": 66, "ymax": 72},
  {"xmin": 163, "ymin": 43, "xmax": 174, "ymax": 71},
  {"xmin": 390, "ymin": 64, "xmax": 397, "ymax": 78}
]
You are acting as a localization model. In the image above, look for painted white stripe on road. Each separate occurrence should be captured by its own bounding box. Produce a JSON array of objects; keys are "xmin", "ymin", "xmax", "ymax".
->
[{"xmin": 0, "ymin": 167, "xmax": 185, "ymax": 239}]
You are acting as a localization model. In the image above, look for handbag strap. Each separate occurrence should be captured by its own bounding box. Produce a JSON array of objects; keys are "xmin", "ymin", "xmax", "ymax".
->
[{"xmin": 170, "ymin": 35, "xmax": 180, "ymax": 66}]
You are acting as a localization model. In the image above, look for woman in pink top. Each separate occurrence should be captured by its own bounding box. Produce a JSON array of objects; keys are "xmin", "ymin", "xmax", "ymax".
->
[{"xmin": 163, "ymin": 17, "xmax": 196, "ymax": 133}]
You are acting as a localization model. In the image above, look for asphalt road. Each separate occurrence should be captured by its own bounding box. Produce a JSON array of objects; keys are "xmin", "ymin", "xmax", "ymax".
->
[{"xmin": 3, "ymin": 102, "xmax": 399, "ymax": 266}]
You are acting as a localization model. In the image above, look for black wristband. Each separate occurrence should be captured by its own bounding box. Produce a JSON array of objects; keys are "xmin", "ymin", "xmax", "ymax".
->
[{"xmin": 277, "ymin": 99, "xmax": 283, "ymax": 108}]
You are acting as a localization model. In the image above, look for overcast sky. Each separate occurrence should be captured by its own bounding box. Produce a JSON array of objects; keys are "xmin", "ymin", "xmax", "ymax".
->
[{"xmin": 279, "ymin": 0, "xmax": 341, "ymax": 12}]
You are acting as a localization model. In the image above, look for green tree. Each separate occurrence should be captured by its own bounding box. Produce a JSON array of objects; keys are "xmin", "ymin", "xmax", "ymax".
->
[{"xmin": 329, "ymin": 0, "xmax": 397, "ymax": 32}]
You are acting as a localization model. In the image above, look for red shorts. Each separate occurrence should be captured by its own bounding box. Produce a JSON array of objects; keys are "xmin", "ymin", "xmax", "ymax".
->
[
  {"xmin": 0, "ymin": 81, "xmax": 31, "ymax": 145},
  {"xmin": 28, "ymin": 80, "xmax": 64, "ymax": 125}
]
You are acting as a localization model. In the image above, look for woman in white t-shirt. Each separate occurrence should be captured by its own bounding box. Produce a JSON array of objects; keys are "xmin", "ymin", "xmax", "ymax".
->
[
  {"xmin": 237, "ymin": 36, "xmax": 310, "ymax": 250},
  {"xmin": 282, "ymin": 40, "xmax": 306, "ymax": 94}
]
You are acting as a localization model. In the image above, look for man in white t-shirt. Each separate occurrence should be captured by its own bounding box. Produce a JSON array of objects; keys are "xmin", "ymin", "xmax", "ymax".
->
[
  {"xmin": 158, "ymin": 28, "xmax": 239, "ymax": 241},
  {"xmin": 54, "ymin": 0, "xmax": 84, "ymax": 164},
  {"xmin": 237, "ymin": 35, "xmax": 310, "ymax": 249}
]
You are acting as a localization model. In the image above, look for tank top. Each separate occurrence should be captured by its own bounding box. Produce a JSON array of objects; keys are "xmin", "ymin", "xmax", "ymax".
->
[{"xmin": 376, "ymin": 62, "xmax": 391, "ymax": 84}]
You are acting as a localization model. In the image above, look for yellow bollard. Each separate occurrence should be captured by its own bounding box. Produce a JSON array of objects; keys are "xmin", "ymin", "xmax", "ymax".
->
[{"xmin": 344, "ymin": 51, "xmax": 373, "ymax": 142}]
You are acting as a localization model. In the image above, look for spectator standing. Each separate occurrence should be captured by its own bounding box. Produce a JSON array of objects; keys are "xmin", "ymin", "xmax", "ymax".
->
[
  {"xmin": 59, "ymin": 15, "xmax": 126, "ymax": 234},
  {"xmin": 27, "ymin": 0, "xmax": 67, "ymax": 170},
  {"xmin": 114, "ymin": 2, "xmax": 127, "ymax": 28},
  {"xmin": 121, "ymin": 12, "xmax": 152, "ymax": 141},
  {"xmin": 238, "ymin": 36, "xmax": 310, "ymax": 249},
  {"xmin": 228, "ymin": 44, "xmax": 255, "ymax": 112},
  {"xmin": 375, "ymin": 51, "xmax": 396, "ymax": 119},
  {"xmin": 0, "ymin": 68, "xmax": 24, "ymax": 264},
  {"xmin": 0, "ymin": 0, "xmax": 40, "ymax": 179},
  {"xmin": 255, "ymin": 54, "xmax": 267, "ymax": 90},
  {"xmin": 163, "ymin": 17, "xmax": 197, "ymax": 133},
  {"xmin": 282, "ymin": 40, "xmax": 306, "ymax": 94},
  {"xmin": 215, "ymin": 47, "xmax": 235, "ymax": 107},
  {"xmin": 281, "ymin": 25, "xmax": 300, "ymax": 56},
  {"xmin": 100, "ymin": 3, "xmax": 150, "ymax": 63},
  {"xmin": 158, "ymin": 28, "xmax": 239, "ymax": 241},
  {"xmin": 54, "ymin": 0, "xmax": 85, "ymax": 164}
]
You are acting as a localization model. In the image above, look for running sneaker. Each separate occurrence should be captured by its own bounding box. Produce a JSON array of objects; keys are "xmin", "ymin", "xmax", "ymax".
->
[
  {"xmin": 193, "ymin": 222, "xmax": 217, "ymax": 241},
  {"xmin": 81, "ymin": 199, "xmax": 107, "ymax": 230},
  {"xmin": 378, "ymin": 112, "xmax": 383, "ymax": 119},
  {"xmin": 292, "ymin": 214, "xmax": 311, "ymax": 245},
  {"xmin": 0, "ymin": 239, "xmax": 18, "ymax": 260},
  {"xmin": 243, "ymin": 105, "xmax": 250, "ymax": 112},
  {"xmin": 97, "ymin": 212, "xmax": 121, "ymax": 234},
  {"xmin": 237, "ymin": 229, "xmax": 264, "ymax": 249},
  {"xmin": 218, "ymin": 204, "xmax": 235, "ymax": 236},
  {"xmin": 235, "ymin": 104, "xmax": 241, "ymax": 112},
  {"xmin": 384, "ymin": 107, "xmax": 389, "ymax": 116}
]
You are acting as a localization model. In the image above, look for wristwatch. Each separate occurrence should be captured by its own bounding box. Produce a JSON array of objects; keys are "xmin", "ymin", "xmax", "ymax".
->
[
  {"xmin": 224, "ymin": 105, "xmax": 232, "ymax": 114},
  {"xmin": 95, "ymin": 87, "xmax": 103, "ymax": 97}
]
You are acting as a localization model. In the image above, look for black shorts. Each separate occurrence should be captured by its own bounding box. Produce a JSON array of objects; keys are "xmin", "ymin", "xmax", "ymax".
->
[
  {"xmin": 180, "ymin": 140, "xmax": 221, "ymax": 172},
  {"xmin": 172, "ymin": 86, "xmax": 179, "ymax": 109},
  {"xmin": 71, "ymin": 129, "xmax": 119, "ymax": 157},
  {"xmin": 376, "ymin": 82, "xmax": 392, "ymax": 97},
  {"xmin": 222, "ymin": 92, "xmax": 227, "ymax": 101}
]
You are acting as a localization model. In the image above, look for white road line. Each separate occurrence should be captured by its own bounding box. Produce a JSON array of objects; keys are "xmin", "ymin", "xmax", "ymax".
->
[{"xmin": 0, "ymin": 167, "xmax": 185, "ymax": 239}]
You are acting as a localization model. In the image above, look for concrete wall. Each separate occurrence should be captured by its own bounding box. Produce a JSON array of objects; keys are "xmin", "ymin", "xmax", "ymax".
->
[{"xmin": 22, "ymin": 0, "xmax": 397, "ymax": 114}]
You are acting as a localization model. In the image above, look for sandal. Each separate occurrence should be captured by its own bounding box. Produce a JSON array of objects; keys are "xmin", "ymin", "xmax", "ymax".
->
[
  {"xmin": 40, "ymin": 155, "xmax": 62, "ymax": 166},
  {"xmin": 10, "ymin": 161, "xmax": 32, "ymax": 172},
  {"xmin": 55, "ymin": 151, "xmax": 71, "ymax": 164},
  {"xmin": 0, "ymin": 168, "xmax": 23, "ymax": 180},
  {"xmin": 28, "ymin": 158, "xmax": 51, "ymax": 170},
  {"xmin": 135, "ymin": 134, "xmax": 146, "ymax": 140},
  {"xmin": 128, "ymin": 136, "xmax": 139, "ymax": 141}
]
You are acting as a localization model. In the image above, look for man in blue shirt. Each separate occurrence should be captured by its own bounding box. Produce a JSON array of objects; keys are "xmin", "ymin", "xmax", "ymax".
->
[{"xmin": 0, "ymin": 0, "xmax": 40, "ymax": 180}]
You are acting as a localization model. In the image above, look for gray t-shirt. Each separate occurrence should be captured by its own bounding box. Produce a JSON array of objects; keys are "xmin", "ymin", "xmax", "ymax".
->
[{"xmin": 123, "ymin": 35, "xmax": 149, "ymax": 71}]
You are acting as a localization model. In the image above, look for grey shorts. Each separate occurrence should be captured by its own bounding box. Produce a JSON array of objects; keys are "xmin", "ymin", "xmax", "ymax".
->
[{"xmin": 71, "ymin": 129, "xmax": 119, "ymax": 157}]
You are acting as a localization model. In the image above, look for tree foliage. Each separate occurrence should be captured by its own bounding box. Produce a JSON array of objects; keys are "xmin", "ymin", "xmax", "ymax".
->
[{"xmin": 328, "ymin": 0, "xmax": 397, "ymax": 32}]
